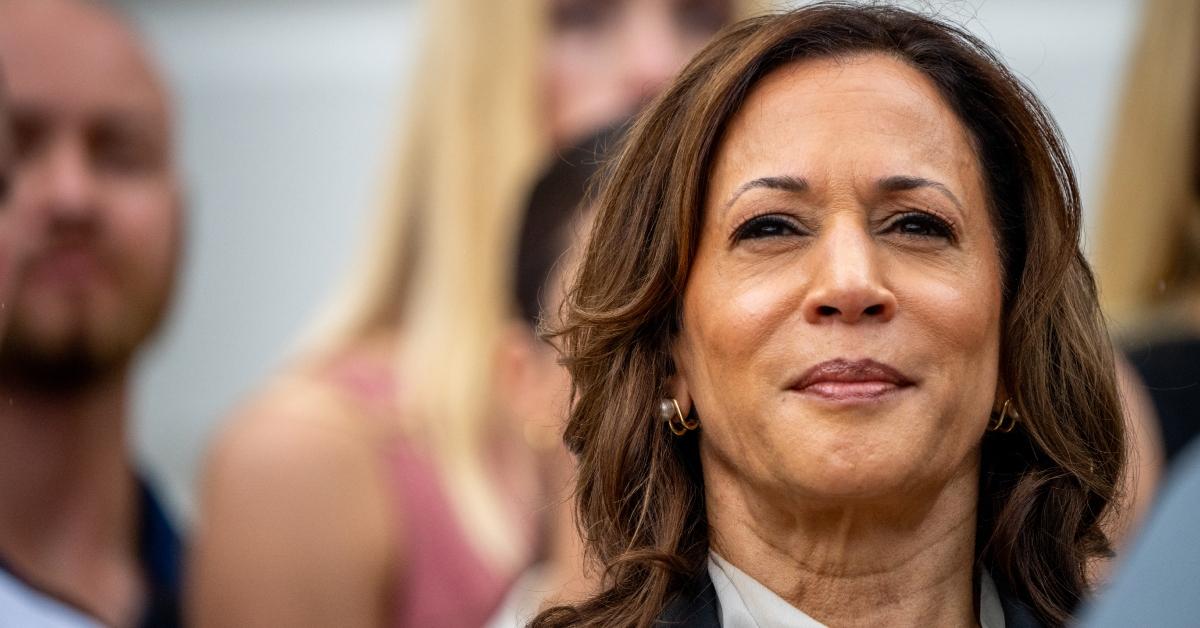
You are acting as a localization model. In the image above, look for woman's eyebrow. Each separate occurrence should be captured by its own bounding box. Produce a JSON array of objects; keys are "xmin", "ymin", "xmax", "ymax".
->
[
  {"xmin": 877, "ymin": 175, "xmax": 963, "ymax": 211},
  {"xmin": 722, "ymin": 175, "xmax": 809, "ymax": 214}
]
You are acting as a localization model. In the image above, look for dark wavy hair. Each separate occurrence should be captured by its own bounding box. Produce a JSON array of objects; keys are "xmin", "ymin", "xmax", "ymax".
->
[{"xmin": 536, "ymin": 4, "xmax": 1125, "ymax": 627}]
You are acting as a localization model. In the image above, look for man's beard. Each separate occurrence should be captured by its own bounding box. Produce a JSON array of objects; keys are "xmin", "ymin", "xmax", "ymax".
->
[{"xmin": 0, "ymin": 288, "xmax": 170, "ymax": 394}]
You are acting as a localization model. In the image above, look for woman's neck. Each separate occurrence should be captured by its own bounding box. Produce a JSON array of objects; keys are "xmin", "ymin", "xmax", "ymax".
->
[{"xmin": 706, "ymin": 457, "xmax": 981, "ymax": 627}]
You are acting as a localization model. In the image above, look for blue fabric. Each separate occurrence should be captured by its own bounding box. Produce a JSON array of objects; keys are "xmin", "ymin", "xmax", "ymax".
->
[
  {"xmin": 137, "ymin": 478, "xmax": 182, "ymax": 628},
  {"xmin": 1080, "ymin": 441, "xmax": 1200, "ymax": 628}
]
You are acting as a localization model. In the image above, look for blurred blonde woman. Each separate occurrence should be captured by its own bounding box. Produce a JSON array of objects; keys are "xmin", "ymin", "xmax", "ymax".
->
[
  {"xmin": 188, "ymin": 1, "xmax": 764, "ymax": 627},
  {"xmin": 1095, "ymin": 0, "xmax": 1200, "ymax": 466}
]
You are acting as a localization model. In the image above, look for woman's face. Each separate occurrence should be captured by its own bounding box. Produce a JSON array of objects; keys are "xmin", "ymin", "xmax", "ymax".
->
[
  {"xmin": 673, "ymin": 54, "xmax": 1004, "ymax": 504},
  {"xmin": 544, "ymin": 0, "xmax": 732, "ymax": 146}
]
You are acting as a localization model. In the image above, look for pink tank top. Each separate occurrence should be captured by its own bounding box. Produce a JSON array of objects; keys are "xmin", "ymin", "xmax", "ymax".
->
[{"xmin": 326, "ymin": 355, "xmax": 516, "ymax": 627}]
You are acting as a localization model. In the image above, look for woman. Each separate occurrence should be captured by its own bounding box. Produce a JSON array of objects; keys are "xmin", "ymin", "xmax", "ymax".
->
[
  {"xmin": 537, "ymin": 4, "xmax": 1125, "ymax": 627},
  {"xmin": 189, "ymin": 2, "xmax": 760, "ymax": 627}
]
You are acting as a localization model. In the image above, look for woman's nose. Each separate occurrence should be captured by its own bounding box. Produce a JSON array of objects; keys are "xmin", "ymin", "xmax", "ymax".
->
[{"xmin": 800, "ymin": 227, "xmax": 897, "ymax": 325}]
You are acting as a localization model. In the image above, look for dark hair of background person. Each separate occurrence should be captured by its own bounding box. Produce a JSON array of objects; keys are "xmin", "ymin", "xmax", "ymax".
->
[
  {"xmin": 514, "ymin": 124, "xmax": 625, "ymax": 327},
  {"xmin": 533, "ymin": 4, "xmax": 1126, "ymax": 627}
]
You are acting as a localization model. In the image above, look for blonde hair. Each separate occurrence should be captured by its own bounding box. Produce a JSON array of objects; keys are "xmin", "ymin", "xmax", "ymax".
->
[
  {"xmin": 309, "ymin": 0, "xmax": 771, "ymax": 571},
  {"xmin": 1095, "ymin": 0, "xmax": 1200, "ymax": 327}
]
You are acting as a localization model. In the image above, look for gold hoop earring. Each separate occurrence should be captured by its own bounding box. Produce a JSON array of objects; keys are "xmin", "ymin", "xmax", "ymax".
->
[
  {"xmin": 659, "ymin": 398, "xmax": 699, "ymax": 436},
  {"xmin": 988, "ymin": 398, "xmax": 1020, "ymax": 433}
]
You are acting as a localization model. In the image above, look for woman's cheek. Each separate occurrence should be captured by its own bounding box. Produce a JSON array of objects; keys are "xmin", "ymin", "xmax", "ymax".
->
[{"xmin": 895, "ymin": 259, "xmax": 1001, "ymax": 354}]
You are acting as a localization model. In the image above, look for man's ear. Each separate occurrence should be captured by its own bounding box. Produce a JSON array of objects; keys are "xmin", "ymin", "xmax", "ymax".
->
[{"xmin": 495, "ymin": 320, "xmax": 538, "ymax": 421}]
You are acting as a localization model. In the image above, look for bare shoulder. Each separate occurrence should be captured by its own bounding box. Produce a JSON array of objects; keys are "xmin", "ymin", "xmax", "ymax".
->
[
  {"xmin": 204, "ymin": 366, "xmax": 395, "ymax": 504},
  {"xmin": 190, "ymin": 366, "xmax": 400, "ymax": 627}
]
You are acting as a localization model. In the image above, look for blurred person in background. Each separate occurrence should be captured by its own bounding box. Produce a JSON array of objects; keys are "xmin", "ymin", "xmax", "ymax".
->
[
  {"xmin": 1078, "ymin": 0, "xmax": 1200, "ymax": 614},
  {"xmin": 483, "ymin": 124, "xmax": 622, "ymax": 627},
  {"xmin": 1095, "ymin": 0, "xmax": 1200, "ymax": 469},
  {"xmin": 1080, "ymin": 438, "xmax": 1200, "ymax": 628},
  {"xmin": 0, "ymin": 73, "xmax": 21, "ymax": 340},
  {"xmin": 0, "ymin": 1, "xmax": 184, "ymax": 626},
  {"xmin": 0, "ymin": 75, "xmax": 8, "ymax": 199},
  {"xmin": 190, "ymin": 1, "xmax": 764, "ymax": 627}
]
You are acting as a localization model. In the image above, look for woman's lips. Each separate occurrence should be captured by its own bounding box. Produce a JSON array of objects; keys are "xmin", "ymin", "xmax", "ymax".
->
[{"xmin": 790, "ymin": 358, "xmax": 914, "ymax": 402}]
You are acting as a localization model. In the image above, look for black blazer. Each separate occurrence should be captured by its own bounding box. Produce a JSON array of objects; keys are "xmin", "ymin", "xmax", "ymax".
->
[{"xmin": 655, "ymin": 571, "xmax": 1047, "ymax": 628}]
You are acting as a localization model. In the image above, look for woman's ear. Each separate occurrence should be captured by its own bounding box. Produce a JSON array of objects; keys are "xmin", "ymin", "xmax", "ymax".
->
[
  {"xmin": 992, "ymin": 376, "xmax": 1009, "ymax": 413},
  {"xmin": 665, "ymin": 374, "xmax": 693, "ymax": 419},
  {"xmin": 668, "ymin": 344, "xmax": 694, "ymax": 418}
]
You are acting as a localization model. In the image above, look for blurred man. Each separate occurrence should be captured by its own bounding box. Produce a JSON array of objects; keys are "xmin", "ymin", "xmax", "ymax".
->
[
  {"xmin": 0, "ymin": 74, "xmax": 15, "ymax": 334},
  {"xmin": 0, "ymin": 1, "xmax": 183, "ymax": 626}
]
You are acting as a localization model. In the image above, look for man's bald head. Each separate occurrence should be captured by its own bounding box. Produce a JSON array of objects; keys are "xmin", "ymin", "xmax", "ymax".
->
[
  {"xmin": 0, "ymin": 0, "xmax": 181, "ymax": 391},
  {"xmin": 0, "ymin": 0, "xmax": 170, "ymax": 117}
]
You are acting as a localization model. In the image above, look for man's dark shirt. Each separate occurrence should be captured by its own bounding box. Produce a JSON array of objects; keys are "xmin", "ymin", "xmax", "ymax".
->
[
  {"xmin": 1126, "ymin": 335, "xmax": 1200, "ymax": 464},
  {"xmin": 0, "ymin": 477, "xmax": 182, "ymax": 628}
]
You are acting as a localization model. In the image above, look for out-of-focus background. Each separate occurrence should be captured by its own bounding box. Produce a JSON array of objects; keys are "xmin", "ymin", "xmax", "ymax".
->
[{"xmin": 115, "ymin": 0, "xmax": 1143, "ymax": 522}]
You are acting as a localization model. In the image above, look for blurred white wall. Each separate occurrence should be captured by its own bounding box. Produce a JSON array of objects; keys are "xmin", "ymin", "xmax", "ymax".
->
[
  {"xmin": 119, "ymin": 0, "xmax": 1141, "ymax": 524},
  {"xmin": 119, "ymin": 0, "xmax": 421, "ymax": 521}
]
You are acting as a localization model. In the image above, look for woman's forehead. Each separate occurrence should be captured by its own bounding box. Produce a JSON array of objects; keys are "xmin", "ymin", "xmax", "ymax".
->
[{"xmin": 708, "ymin": 53, "xmax": 981, "ymax": 202}]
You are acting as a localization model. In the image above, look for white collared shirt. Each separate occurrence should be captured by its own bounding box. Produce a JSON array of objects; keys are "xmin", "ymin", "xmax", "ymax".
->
[
  {"xmin": 708, "ymin": 551, "xmax": 1005, "ymax": 628},
  {"xmin": 0, "ymin": 565, "xmax": 101, "ymax": 628}
]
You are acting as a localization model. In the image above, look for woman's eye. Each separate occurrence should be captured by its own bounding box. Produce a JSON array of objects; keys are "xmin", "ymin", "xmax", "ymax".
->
[
  {"xmin": 733, "ymin": 214, "xmax": 801, "ymax": 242},
  {"xmin": 889, "ymin": 212, "xmax": 955, "ymax": 240}
]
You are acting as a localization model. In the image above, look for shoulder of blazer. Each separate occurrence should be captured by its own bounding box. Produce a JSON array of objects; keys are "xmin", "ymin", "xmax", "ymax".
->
[
  {"xmin": 997, "ymin": 579, "xmax": 1049, "ymax": 628},
  {"xmin": 655, "ymin": 571, "xmax": 721, "ymax": 628}
]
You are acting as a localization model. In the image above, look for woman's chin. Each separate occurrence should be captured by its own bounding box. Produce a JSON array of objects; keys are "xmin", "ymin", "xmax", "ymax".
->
[
  {"xmin": 790, "ymin": 468, "xmax": 915, "ymax": 504},
  {"xmin": 772, "ymin": 440, "xmax": 959, "ymax": 506}
]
